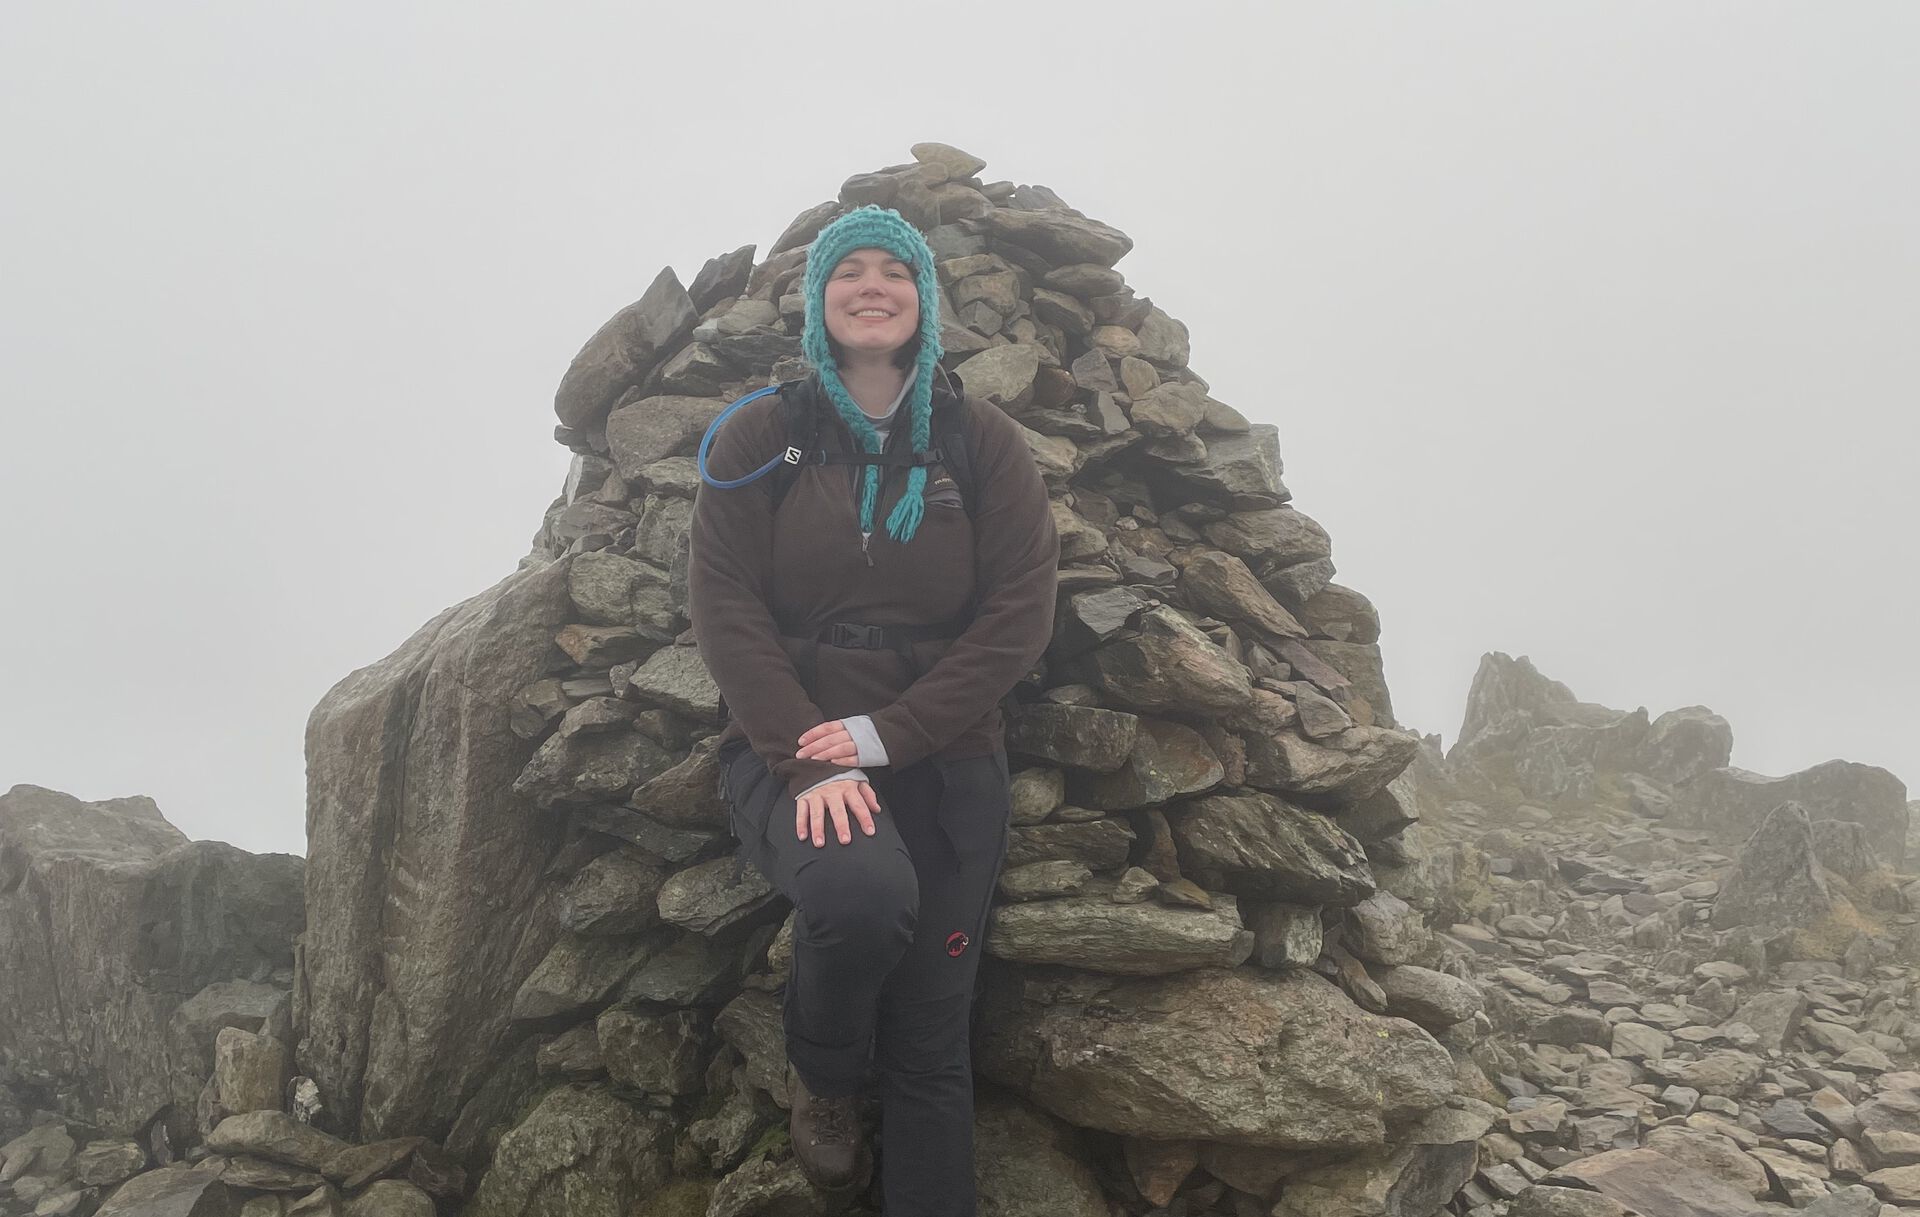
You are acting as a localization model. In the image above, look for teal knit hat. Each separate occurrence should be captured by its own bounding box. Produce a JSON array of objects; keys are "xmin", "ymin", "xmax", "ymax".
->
[{"xmin": 801, "ymin": 205, "xmax": 945, "ymax": 544}]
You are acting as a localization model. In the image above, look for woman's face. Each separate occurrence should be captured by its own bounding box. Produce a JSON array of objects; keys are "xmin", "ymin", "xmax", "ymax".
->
[{"xmin": 821, "ymin": 248, "xmax": 920, "ymax": 361}]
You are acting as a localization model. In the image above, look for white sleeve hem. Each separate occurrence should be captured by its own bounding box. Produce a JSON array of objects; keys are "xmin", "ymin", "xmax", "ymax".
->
[{"xmin": 841, "ymin": 715, "xmax": 891, "ymax": 768}]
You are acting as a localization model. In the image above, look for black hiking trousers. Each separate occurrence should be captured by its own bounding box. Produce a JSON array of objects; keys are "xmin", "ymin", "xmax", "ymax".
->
[{"xmin": 718, "ymin": 737, "xmax": 1012, "ymax": 1217}]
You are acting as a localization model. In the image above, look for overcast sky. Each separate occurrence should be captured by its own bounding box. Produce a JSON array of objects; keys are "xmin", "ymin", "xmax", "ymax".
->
[{"xmin": 3, "ymin": 4, "xmax": 1914, "ymax": 856}]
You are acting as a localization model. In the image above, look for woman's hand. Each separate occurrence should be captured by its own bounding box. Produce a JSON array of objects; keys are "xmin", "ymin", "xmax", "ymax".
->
[
  {"xmin": 796, "ymin": 720, "xmax": 861, "ymax": 766},
  {"xmin": 796, "ymin": 779, "xmax": 881, "ymax": 848}
]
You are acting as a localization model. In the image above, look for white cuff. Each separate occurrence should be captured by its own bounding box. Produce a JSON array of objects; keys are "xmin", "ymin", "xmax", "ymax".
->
[
  {"xmin": 841, "ymin": 715, "xmax": 891, "ymax": 767},
  {"xmin": 795, "ymin": 770, "xmax": 868, "ymax": 801}
]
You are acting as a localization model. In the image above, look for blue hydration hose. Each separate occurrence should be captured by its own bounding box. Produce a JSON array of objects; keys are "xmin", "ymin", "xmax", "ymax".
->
[{"xmin": 697, "ymin": 385, "xmax": 786, "ymax": 489}]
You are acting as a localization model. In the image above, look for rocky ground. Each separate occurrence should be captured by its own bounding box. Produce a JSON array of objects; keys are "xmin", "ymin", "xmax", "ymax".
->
[
  {"xmin": 3, "ymin": 144, "xmax": 1915, "ymax": 1217},
  {"xmin": 1382, "ymin": 654, "xmax": 1920, "ymax": 1216}
]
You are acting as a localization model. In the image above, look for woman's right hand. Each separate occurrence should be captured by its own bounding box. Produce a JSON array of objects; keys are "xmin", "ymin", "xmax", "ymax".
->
[{"xmin": 796, "ymin": 779, "xmax": 881, "ymax": 848}]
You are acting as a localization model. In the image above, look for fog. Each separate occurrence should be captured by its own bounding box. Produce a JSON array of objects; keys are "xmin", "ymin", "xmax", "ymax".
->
[{"xmin": 2, "ymin": 3, "xmax": 1913, "ymax": 854}]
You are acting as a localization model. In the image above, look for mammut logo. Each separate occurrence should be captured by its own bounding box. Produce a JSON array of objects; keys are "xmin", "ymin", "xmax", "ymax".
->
[{"xmin": 945, "ymin": 931, "xmax": 970, "ymax": 958}]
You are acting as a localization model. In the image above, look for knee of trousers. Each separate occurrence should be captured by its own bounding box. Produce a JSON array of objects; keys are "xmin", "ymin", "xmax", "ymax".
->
[
  {"xmin": 875, "ymin": 992, "xmax": 973, "ymax": 1076},
  {"xmin": 792, "ymin": 844, "xmax": 919, "ymax": 955}
]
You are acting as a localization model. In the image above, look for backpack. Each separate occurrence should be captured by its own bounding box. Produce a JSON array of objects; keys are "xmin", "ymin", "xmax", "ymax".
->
[{"xmin": 766, "ymin": 371, "xmax": 979, "ymax": 520}]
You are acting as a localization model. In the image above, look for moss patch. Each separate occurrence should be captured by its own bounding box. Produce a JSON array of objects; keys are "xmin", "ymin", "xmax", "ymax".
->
[{"xmin": 633, "ymin": 1178, "xmax": 715, "ymax": 1217}]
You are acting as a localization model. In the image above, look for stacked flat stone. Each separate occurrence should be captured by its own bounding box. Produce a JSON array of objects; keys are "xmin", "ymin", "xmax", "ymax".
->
[{"xmin": 292, "ymin": 143, "xmax": 1484, "ymax": 1217}]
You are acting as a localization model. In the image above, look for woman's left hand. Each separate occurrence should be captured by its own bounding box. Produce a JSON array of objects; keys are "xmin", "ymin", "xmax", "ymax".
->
[{"xmin": 796, "ymin": 721, "xmax": 860, "ymax": 766}]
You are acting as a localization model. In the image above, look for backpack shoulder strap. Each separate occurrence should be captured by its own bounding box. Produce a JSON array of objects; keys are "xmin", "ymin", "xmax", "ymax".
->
[
  {"xmin": 767, "ymin": 379, "xmax": 820, "ymax": 514},
  {"xmin": 932, "ymin": 388, "xmax": 979, "ymax": 521}
]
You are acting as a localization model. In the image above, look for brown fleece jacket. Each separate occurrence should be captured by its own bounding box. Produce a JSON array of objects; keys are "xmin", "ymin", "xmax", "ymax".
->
[{"xmin": 688, "ymin": 376, "xmax": 1059, "ymax": 800}]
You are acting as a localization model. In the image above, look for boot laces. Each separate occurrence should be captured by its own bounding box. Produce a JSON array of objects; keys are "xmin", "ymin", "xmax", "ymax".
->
[{"xmin": 811, "ymin": 1093, "xmax": 857, "ymax": 1145}]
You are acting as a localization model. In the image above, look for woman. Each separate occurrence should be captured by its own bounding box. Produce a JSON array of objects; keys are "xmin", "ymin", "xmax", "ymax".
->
[{"xmin": 689, "ymin": 204, "xmax": 1059, "ymax": 1213}]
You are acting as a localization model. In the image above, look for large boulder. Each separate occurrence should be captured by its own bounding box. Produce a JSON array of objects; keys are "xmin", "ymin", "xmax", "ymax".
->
[
  {"xmin": 464, "ymin": 1086, "xmax": 670, "ymax": 1217},
  {"xmin": 1672, "ymin": 759, "xmax": 1910, "ymax": 870},
  {"xmin": 298, "ymin": 561, "xmax": 576, "ymax": 1140},
  {"xmin": 1711, "ymin": 800, "xmax": 1840, "ymax": 932},
  {"xmin": 0, "ymin": 785, "xmax": 302, "ymax": 1137},
  {"xmin": 1271, "ymin": 1099, "xmax": 1495, "ymax": 1217},
  {"xmin": 976, "ymin": 966, "xmax": 1454, "ymax": 1149},
  {"xmin": 1545, "ymin": 1147, "xmax": 1774, "ymax": 1217},
  {"xmin": 973, "ymin": 1091, "xmax": 1108, "ymax": 1217}
]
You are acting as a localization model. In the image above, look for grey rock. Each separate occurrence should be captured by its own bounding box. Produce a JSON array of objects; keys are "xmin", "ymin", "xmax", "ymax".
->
[
  {"xmin": 1136, "ymin": 305, "xmax": 1190, "ymax": 366},
  {"xmin": 95, "ymin": 1166, "xmax": 237, "ymax": 1217},
  {"xmin": 1300, "ymin": 640, "xmax": 1398, "ymax": 728},
  {"xmin": 1248, "ymin": 902, "xmax": 1324, "ymax": 969},
  {"xmin": 978, "ymin": 207, "xmax": 1133, "ymax": 266},
  {"xmin": 212, "ymin": 1027, "xmax": 289, "ymax": 1118},
  {"xmin": 1008, "ymin": 767, "xmax": 1065, "ymax": 825},
  {"xmin": 627, "ymin": 738, "xmax": 729, "ymax": 831},
  {"xmin": 553, "ymin": 268, "xmax": 697, "ymax": 431},
  {"xmin": 1130, "ymin": 383, "xmax": 1209, "ymax": 438},
  {"xmin": 954, "ymin": 343, "xmax": 1040, "ymax": 408},
  {"xmin": 997, "ymin": 861, "xmax": 1094, "ymax": 902},
  {"xmin": 1802, "ymin": 1184, "xmax": 1884, "ymax": 1217},
  {"xmin": 341, "ymin": 1180, "xmax": 433, "ymax": 1217},
  {"xmin": 985, "ymin": 893, "xmax": 1252, "ymax": 974},
  {"xmin": 1201, "ymin": 508, "xmax": 1331, "ymax": 569},
  {"xmin": 1169, "ymin": 791, "xmax": 1374, "ymax": 906},
  {"xmin": 0, "ymin": 785, "xmax": 302, "ymax": 1138},
  {"xmin": 977, "ymin": 967, "xmax": 1453, "ymax": 1148},
  {"xmin": 1299, "ymin": 583, "xmax": 1382, "ymax": 645},
  {"xmin": 510, "ymin": 933, "xmax": 654, "ymax": 1023},
  {"xmin": 713, "ymin": 990, "xmax": 789, "ymax": 1109},
  {"xmin": 322, "ymin": 1138, "xmax": 425, "ymax": 1191},
  {"xmin": 618, "ymin": 929, "xmax": 751, "ymax": 1006},
  {"xmin": 1005, "ymin": 820, "xmax": 1136, "ymax": 871},
  {"xmin": 1507, "ymin": 1186, "xmax": 1628, "ymax": 1217},
  {"xmin": 972, "ymin": 1092, "xmax": 1107, "ymax": 1217},
  {"xmin": 1638, "ymin": 705, "xmax": 1734, "ymax": 785},
  {"xmin": 687, "ymin": 244, "xmax": 754, "ymax": 312},
  {"xmin": 655, "ymin": 857, "xmax": 780, "ymax": 936},
  {"xmin": 1644, "ymin": 1124, "xmax": 1770, "ymax": 1196},
  {"xmin": 1068, "ymin": 718, "xmax": 1222, "ymax": 810},
  {"xmin": 464, "ymin": 1087, "xmax": 670, "ymax": 1217},
  {"xmin": 1711, "ymin": 801, "xmax": 1839, "ymax": 931},
  {"xmin": 556, "ymin": 850, "xmax": 666, "ymax": 937},
  {"xmin": 1070, "ymin": 605, "xmax": 1254, "ymax": 715},
  {"xmin": 1243, "ymin": 725, "xmax": 1420, "ymax": 804},
  {"xmin": 534, "ymin": 1024, "xmax": 605, "ymax": 1082},
  {"xmin": 623, "ymin": 645, "xmax": 721, "ymax": 721},
  {"xmin": 1005, "ymin": 704, "xmax": 1139, "ymax": 772},
  {"xmin": 1177, "ymin": 550, "xmax": 1307, "ymax": 641},
  {"xmin": 1271, "ymin": 1099, "xmax": 1493, "ymax": 1217},
  {"xmin": 213, "ymin": 1156, "xmax": 327, "ymax": 1191},
  {"xmin": 1345, "ymin": 889, "xmax": 1425, "ymax": 965},
  {"xmin": 595, "ymin": 1007, "xmax": 706, "ymax": 1096},
  {"xmin": 1546, "ymin": 1146, "xmax": 1773, "ymax": 1217},
  {"xmin": 300, "ymin": 561, "xmax": 575, "ymax": 1139},
  {"xmin": 1672, "ymin": 758, "xmax": 1910, "ymax": 869},
  {"xmin": 1263, "ymin": 556, "xmax": 1337, "ymax": 608},
  {"xmin": 71, "ymin": 1140, "xmax": 148, "ymax": 1188},
  {"xmin": 512, "ymin": 721, "xmax": 674, "ymax": 809},
  {"xmin": 605, "ymin": 394, "xmax": 722, "ymax": 483},
  {"xmin": 1050, "ymin": 586, "xmax": 1148, "ymax": 658},
  {"xmin": 705, "ymin": 1156, "xmax": 846, "ymax": 1217},
  {"xmin": 1, "ymin": 1124, "xmax": 75, "ymax": 1183},
  {"xmin": 1147, "ymin": 427, "xmax": 1287, "ymax": 511},
  {"xmin": 1378, "ymin": 966, "xmax": 1482, "ymax": 1028},
  {"xmin": 205, "ymin": 1112, "xmax": 350, "ymax": 1172}
]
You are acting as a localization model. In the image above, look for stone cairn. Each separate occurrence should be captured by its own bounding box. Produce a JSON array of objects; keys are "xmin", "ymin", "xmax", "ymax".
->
[
  {"xmin": 306, "ymin": 142, "xmax": 1479, "ymax": 1217},
  {"xmin": 7, "ymin": 144, "xmax": 1917, "ymax": 1217}
]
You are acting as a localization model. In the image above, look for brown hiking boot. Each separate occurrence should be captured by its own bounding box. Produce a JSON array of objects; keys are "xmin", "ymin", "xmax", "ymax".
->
[{"xmin": 788, "ymin": 1067, "xmax": 864, "ymax": 1189}]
